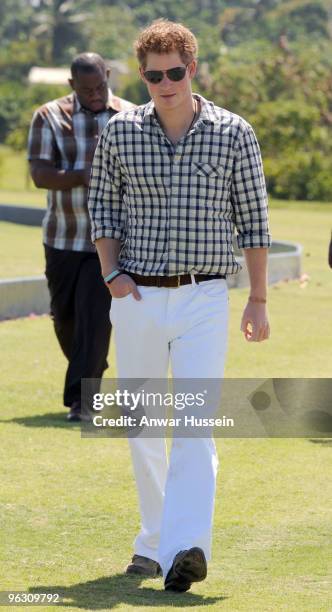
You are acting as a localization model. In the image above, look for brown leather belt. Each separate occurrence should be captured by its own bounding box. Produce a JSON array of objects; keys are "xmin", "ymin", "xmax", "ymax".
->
[{"xmin": 125, "ymin": 272, "xmax": 226, "ymax": 288}]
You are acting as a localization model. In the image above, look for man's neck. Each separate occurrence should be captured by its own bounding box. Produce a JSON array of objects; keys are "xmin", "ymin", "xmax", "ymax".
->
[{"xmin": 154, "ymin": 96, "xmax": 198, "ymax": 145}]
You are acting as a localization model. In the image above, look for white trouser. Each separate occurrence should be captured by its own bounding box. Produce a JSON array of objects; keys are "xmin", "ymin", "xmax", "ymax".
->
[{"xmin": 110, "ymin": 278, "xmax": 229, "ymax": 578}]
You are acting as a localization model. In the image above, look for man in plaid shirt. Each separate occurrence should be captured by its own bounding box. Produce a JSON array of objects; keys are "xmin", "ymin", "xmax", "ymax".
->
[
  {"xmin": 28, "ymin": 53, "xmax": 133, "ymax": 422},
  {"xmin": 88, "ymin": 21, "xmax": 271, "ymax": 592}
]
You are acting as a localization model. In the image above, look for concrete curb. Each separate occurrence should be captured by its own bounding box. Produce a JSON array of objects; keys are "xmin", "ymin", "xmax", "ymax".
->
[
  {"xmin": 0, "ymin": 276, "xmax": 49, "ymax": 319},
  {"xmin": 0, "ymin": 204, "xmax": 302, "ymax": 320},
  {"xmin": 0, "ymin": 204, "xmax": 45, "ymax": 226},
  {"xmin": 0, "ymin": 241, "xmax": 302, "ymax": 320},
  {"xmin": 230, "ymin": 240, "xmax": 302, "ymax": 289}
]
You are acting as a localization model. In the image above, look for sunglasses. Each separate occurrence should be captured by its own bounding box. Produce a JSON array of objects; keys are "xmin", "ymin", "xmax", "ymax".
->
[{"xmin": 143, "ymin": 65, "xmax": 189, "ymax": 84}]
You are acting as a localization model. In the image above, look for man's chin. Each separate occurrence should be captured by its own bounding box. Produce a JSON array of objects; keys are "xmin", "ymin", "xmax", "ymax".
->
[{"xmin": 85, "ymin": 102, "xmax": 107, "ymax": 113}]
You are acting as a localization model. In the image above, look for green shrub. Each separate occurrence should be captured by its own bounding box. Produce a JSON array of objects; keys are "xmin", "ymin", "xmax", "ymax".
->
[
  {"xmin": 0, "ymin": 82, "xmax": 69, "ymax": 148},
  {"xmin": 264, "ymin": 151, "xmax": 332, "ymax": 201}
]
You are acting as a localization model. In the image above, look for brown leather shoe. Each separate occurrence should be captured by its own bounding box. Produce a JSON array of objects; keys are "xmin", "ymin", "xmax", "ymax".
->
[
  {"xmin": 164, "ymin": 547, "xmax": 207, "ymax": 592},
  {"xmin": 125, "ymin": 554, "xmax": 162, "ymax": 577}
]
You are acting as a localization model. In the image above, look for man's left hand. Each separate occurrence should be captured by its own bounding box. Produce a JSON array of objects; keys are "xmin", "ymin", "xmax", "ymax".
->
[{"xmin": 240, "ymin": 302, "xmax": 270, "ymax": 342}]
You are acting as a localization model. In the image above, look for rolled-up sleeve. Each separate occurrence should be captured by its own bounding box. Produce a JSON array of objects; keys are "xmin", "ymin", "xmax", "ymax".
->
[
  {"xmin": 27, "ymin": 108, "xmax": 55, "ymax": 162},
  {"xmin": 231, "ymin": 124, "xmax": 271, "ymax": 249},
  {"xmin": 88, "ymin": 124, "xmax": 127, "ymax": 243}
]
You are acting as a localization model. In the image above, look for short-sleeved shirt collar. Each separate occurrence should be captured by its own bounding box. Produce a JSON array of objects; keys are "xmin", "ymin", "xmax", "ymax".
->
[{"xmin": 73, "ymin": 89, "xmax": 123, "ymax": 115}]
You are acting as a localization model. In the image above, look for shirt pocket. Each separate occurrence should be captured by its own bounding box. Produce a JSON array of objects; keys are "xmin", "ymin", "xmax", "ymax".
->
[
  {"xmin": 192, "ymin": 162, "xmax": 225, "ymax": 179},
  {"xmin": 191, "ymin": 161, "xmax": 230, "ymax": 213}
]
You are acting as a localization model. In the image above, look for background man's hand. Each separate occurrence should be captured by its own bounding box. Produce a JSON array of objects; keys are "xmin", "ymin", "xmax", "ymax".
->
[
  {"xmin": 107, "ymin": 274, "xmax": 141, "ymax": 301},
  {"xmin": 240, "ymin": 302, "xmax": 270, "ymax": 342},
  {"xmin": 82, "ymin": 165, "xmax": 92, "ymax": 187}
]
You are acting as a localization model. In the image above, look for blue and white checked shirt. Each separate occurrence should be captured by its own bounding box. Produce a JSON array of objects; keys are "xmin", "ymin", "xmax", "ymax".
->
[{"xmin": 88, "ymin": 94, "xmax": 271, "ymax": 276}]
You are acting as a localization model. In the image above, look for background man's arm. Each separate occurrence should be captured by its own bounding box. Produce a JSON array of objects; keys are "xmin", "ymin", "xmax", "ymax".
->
[
  {"xmin": 28, "ymin": 106, "xmax": 91, "ymax": 190},
  {"xmin": 30, "ymin": 159, "xmax": 90, "ymax": 190}
]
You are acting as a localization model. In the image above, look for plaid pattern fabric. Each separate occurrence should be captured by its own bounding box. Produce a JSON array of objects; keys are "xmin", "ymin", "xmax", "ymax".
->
[
  {"xmin": 28, "ymin": 91, "xmax": 133, "ymax": 252},
  {"xmin": 88, "ymin": 94, "xmax": 271, "ymax": 275}
]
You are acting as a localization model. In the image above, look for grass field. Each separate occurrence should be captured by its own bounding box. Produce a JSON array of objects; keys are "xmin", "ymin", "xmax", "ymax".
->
[
  {"xmin": 1, "ymin": 203, "xmax": 332, "ymax": 611},
  {"xmin": 0, "ymin": 146, "xmax": 45, "ymax": 207},
  {"xmin": 0, "ymin": 189, "xmax": 45, "ymax": 207},
  {"xmin": 1, "ymin": 315, "xmax": 331, "ymax": 612},
  {"xmin": 1, "ymin": 202, "xmax": 332, "ymax": 376},
  {"xmin": 0, "ymin": 222, "xmax": 44, "ymax": 278}
]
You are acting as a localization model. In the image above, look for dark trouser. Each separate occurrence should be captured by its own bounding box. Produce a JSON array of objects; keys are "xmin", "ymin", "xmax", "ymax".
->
[{"xmin": 44, "ymin": 245, "xmax": 111, "ymax": 408}]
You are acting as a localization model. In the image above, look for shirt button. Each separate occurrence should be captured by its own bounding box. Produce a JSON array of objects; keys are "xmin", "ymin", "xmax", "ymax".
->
[{"xmin": 174, "ymin": 154, "xmax": 181, "ymax": 162}]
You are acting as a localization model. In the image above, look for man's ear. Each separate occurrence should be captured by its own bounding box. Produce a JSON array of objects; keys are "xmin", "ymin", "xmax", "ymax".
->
[
  {"xmin": 139, "ymin": 66, "xmax": 146, "ymax": 82},
  {"xmin": 68, "ymin": 78, "xmax": 74, "ymax": 90},
  {"xmin": 188, "ymin": 59, "xmax": 198, "ymax": 80},
  {"xmin": 106, "ymin": 68, "xmax": 110, "ymax": 80}
]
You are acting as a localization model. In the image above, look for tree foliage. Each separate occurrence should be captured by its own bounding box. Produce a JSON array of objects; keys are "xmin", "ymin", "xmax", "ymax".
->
[{"xmin": 0, "ymin": 0, "xmax": 331, "ymax": 200}]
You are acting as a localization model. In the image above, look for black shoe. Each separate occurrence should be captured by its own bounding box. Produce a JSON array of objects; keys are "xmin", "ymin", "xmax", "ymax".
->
[
  {"xmin": 164, "ymin": 547, "xmax": 207, "ymax": 593},
  {"xmin": 67, "ymin": 401, "xmax": 81, "ymax": 422}
]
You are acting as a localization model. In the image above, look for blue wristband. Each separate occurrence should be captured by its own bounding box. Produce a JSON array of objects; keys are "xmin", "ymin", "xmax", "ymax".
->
[{"xmin": 103, "ymin": 269, "xmax": 122, "ymax": 284}]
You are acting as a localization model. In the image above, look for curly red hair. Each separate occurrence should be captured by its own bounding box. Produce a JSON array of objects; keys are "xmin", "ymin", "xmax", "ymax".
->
[{"xmin": 134, "ymin": 19, "xmax": 198, "ymax": 68}]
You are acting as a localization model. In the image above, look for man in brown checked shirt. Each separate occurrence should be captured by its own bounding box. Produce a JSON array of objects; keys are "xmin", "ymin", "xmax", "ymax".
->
[{"xmin": 28, "ymin": 53, "xmax": 133, "ymax": 421}]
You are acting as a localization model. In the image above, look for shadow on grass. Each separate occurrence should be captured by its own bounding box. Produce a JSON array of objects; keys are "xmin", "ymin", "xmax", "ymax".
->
[
  {"xmin": 30, "ymin": 574, "xmax": 227, "ymax": 608},
  {"xmin": 309, "ymin": 438, "xmax": 332, "ymax": 446},
  {"xmin": 0, "ymin": 412, "xmax": 79, "ymax": 429}
]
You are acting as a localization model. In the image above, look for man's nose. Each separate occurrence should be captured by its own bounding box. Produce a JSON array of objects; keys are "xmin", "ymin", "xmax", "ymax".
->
[{"xmin": 159, "ymin": 74, "xmax": 173, "ymax": 86}]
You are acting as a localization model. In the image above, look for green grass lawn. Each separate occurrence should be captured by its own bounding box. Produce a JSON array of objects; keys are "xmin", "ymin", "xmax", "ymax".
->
[
  {"xmin": 0, "ymin": 203, "xmax": 332, "ymax": 611},
  {"xmin": 0, "ymin": 189, "xmax": 45, "ymax": 207},
  {"xmin": 0, "ymin": 146, "xmax": 46, "ymax": 207},
  {"xmin": 0, "ymin": 222, "xmax": 44, "ymax": 278},
  {"xmin": 0, "ymin": 318, "xmax": 331, "ymax": 611},
  {"xmin": 227, "ymin": 203, "xmax": 332, "ymax": 378},
  {"xmin": 1, "ymin": 202, "xmax": 332, "ymax": 377}
]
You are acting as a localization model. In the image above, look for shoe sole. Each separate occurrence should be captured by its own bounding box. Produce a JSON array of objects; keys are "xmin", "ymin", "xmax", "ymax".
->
[{"xmin": 165, "ymin": 547, "xmax": 207, "ymax": 592}]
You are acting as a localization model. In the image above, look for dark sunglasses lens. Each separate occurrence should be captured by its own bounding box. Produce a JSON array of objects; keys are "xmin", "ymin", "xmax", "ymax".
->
[
  {"xmin": 144, "ymin": 71, "xmax": 163, "ymax": 84},
  {"xmin": 144, "ymin": 67, "xmax": 187, "ymax": 83},
  {"xmin": 167, "ymin": 67, "xmax": 187, "ymax": 81}
]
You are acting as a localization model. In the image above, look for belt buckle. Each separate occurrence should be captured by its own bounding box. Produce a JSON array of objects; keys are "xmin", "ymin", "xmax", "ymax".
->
[{"xmin": 176, "ymin": 275, "xmax": 181, "ymax": 287}]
